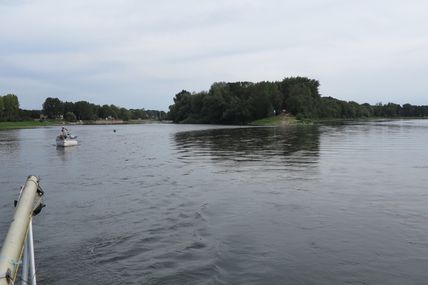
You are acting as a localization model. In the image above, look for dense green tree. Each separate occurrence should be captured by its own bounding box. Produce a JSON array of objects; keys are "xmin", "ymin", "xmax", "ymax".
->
[
  {"xmin": 384, "ymin": 102, "xmax": 401, "ymax": 117},
  {"xmin": 200, "ymin": 93, "xmax": 226, "ymax": 123},
  {"xmin": 190, "ymin": 92, "xmax": 205, "ymax": 117},
  {"xmin": 73, "ymin": 101, "xmax": 96, "ymax": 120},
  {"xmin": 42, "ymin": 97, "xmax": 64, "ymax": 119},
  {"xmin": 248, "ymin": 85, "xmax": 273, "ymax": 119},
  {"xmin": 63, "ymin": 101, "xmax": 75, "ymax": 117},
  {"xmin": 168, "ymin": 90, "xmax": 193, "ymax": 123},
  {"xmin": 361, "ymin": 103, "xmax": 373, "ymax": 117},
  {"xmin": 0, "ymin": 96, "xmax": 4, "ymax": 120},
  {"xmin": 319, "ymin": 97, "xmax": 342, "ymax": 118},
  {"xmin": 64, "ymin": 112, "xmax": 77, "ymax": 122},
  {"xmin": 118, "ymin": 108, "xmax": 132, "ymax": 121},
  {"xmin": 373, "ymin": 102, "xmax": 384, "ymax": 117},
  {"xmin": 130, "ymin": 109, "xmax": 147, "ymax": 120},
  {"xmin": 222, "ymin": 96, "xmax": 250, "ymax": 124},
  {"xmin": 146, "ymin": 110, "xmax": 167, "ymax": 120},
  {"xmin": 98, "ymin": 104, "xmax": 117, "ymax": 119},
  {"xmin": 279, "ymin": 77, "xmax": 320, "ymax": 105},
  {"xmin": 2, "ymin": 94, "xmax": 20, "ymax": 121},
  {"xmin": 285, "ymin": 84, "xmax": 319, "ymax": 118},
  {"xmin": 401, "ymin": 103, "xmax": 414, "ymax": 117},
  {"xmin": 19, "ymin": 109, "xmax": 41, "ymax": 120},
  {"xmin": 110, "ymin": 105, "xmax": 120, "ymax": 119}
]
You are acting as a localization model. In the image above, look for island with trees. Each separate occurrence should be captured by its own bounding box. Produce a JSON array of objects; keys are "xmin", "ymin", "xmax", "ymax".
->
[{"xmin": 168, "ymin": 77, "xmax": 428, "ymax": 124}]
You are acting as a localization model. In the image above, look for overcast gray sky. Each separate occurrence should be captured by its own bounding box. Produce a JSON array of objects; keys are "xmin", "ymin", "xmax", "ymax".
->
[{"xmin": 1, "ymin": 0, "xmax": 427, "ymax": 111}]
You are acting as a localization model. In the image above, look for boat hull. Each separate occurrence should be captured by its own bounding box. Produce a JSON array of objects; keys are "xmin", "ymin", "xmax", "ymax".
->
[{"xmin": 56, "ymin": 137, "xmax": 78, "ymax": 147}]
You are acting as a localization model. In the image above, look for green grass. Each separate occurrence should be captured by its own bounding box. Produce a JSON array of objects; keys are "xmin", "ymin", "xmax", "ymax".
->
[
  {"xmin": 0, "ymin": 121, "xmax": 59, "ymax": 131},
  {"xmin": 250, "ymin": 114, "xmax": 299, "ymax": 126},
  {"xmin": 252, "ymin": 115, "xmax": 428, "ymax": 127}
]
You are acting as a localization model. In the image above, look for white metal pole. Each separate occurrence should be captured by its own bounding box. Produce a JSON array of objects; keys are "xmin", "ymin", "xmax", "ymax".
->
[
  {"xmin": 0, "ymin": 176, "xmax": 41, "ymax": 285},
  {"xmin": 20, "ymin": 236, "xmax": 29, "ymax": 285},
  {"xmin": 28, "ymin": 221, "xmax": 37, "ymax": 285}
]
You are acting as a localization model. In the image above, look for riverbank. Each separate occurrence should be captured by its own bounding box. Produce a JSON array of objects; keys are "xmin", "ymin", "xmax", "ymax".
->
[
  {"xmin": 0, "ymin": 119, "xmax": 169, "ymax": 131},
  {"xmin": 2, "ymin": 117, "xmax": 425, "ymax": 131},
  {"xmin": 0, "ymin": 121, "xmax": 59, "ymax": 131},
  {"xmin": 250, "ymin": 115, "xmax": 428, "ymax": 127},
  {"xmin": 90, "ymin": 119, "xmax": 169, "ymax": 125}
]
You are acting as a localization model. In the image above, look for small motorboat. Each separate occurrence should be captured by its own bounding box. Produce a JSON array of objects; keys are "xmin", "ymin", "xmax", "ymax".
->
[
  {"xmin": 56, "ymin": 127, "xmax": 78, "ymax": 147},
  {"xmin": 56, "ymin": 135, "xmax": 78, "ymax": 147}
]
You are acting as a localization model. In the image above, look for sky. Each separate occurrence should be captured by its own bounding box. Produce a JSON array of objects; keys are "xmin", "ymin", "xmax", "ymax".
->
[{"xmin": 1, "ymin": 0, "xmax": 427, "ymax": 111}]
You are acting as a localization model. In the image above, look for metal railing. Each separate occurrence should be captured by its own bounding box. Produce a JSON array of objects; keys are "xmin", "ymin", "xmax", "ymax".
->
[{"xmin": 0, "ymin": 176, "xmax": 45, "ymax": 285}]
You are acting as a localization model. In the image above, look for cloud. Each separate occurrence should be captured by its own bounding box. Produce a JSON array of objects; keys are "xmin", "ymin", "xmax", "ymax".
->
[{"xmin": 1, "ymin": 0, "xmax": 428, "ymax": 110}]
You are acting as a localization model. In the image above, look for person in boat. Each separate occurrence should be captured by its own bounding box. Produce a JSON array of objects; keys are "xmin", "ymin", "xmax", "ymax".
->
[{"xmin": 60, "ymin": 127, "xmax": 69, "ymax": 139}]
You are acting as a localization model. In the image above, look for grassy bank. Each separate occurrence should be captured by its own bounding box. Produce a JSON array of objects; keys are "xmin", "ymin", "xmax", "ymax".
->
[
  {"xmin": 0, "ymin": 121, "xmax": 59, "ymax": 131},
  {"xmin": 250, "ymin": 114, "xmax": 300, "ymax": 126},
  {"xmin": 251, "ymin": 115, "xmax": 428, "ymax": 127}
]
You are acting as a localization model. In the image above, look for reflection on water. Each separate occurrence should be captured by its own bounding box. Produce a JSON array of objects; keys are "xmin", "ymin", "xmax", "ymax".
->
[
  {"xmin": 0, "ymin": 130, "xmax": 20, "ymax": 155},
  {"xmin": 173, "ymin": 126, "xmax": 321, "ymax": 188},
  {"xmin": 174, "ymin": 126, "xmax": 320, "ymax": 163},
  {"xmin": 56, "ymin": 146, "xmax": 78, "ymax": 161}
]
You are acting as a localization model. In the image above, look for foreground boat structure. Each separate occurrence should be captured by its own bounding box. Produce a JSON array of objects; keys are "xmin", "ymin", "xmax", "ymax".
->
[{"xmin": 0, "ymin": 176, "xmax": 45, "ymax": 285}]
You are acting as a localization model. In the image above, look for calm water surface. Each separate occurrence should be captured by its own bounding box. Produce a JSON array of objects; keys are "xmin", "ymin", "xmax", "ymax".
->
[{"xmin": 1, "ymin": 120, "xmax": 428, "ymax": 284}]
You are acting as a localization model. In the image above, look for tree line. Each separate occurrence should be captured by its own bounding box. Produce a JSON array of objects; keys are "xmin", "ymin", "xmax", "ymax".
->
[
  {"xmin": 0, "ymin": 94, "xmax": 167, "ymax": 122},
  {"xmin": 41, "ymin": 97, "xmax": 166, "ymax": 121},
  {"xmin": 168, "ymin": 77, "xmax": 428, "ymax": 124}
]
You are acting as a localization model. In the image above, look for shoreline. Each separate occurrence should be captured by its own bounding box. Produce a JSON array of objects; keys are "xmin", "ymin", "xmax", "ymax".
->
[
  {"xmin": 0, "ymin": 119, "xmax": 169, "ymax": 131},
  {"xmin": 0, "ymin": 121, "xmax": 59, "ymax": 131},
  {"xmin": 2, "ymin": 117, "xmax": 427, "ymax": 131}
]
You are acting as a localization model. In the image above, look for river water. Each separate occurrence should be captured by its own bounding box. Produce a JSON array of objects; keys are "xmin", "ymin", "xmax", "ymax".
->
[{"xmin": 1, "ymin": 120, "xmax": 428, "ymax": 284}]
